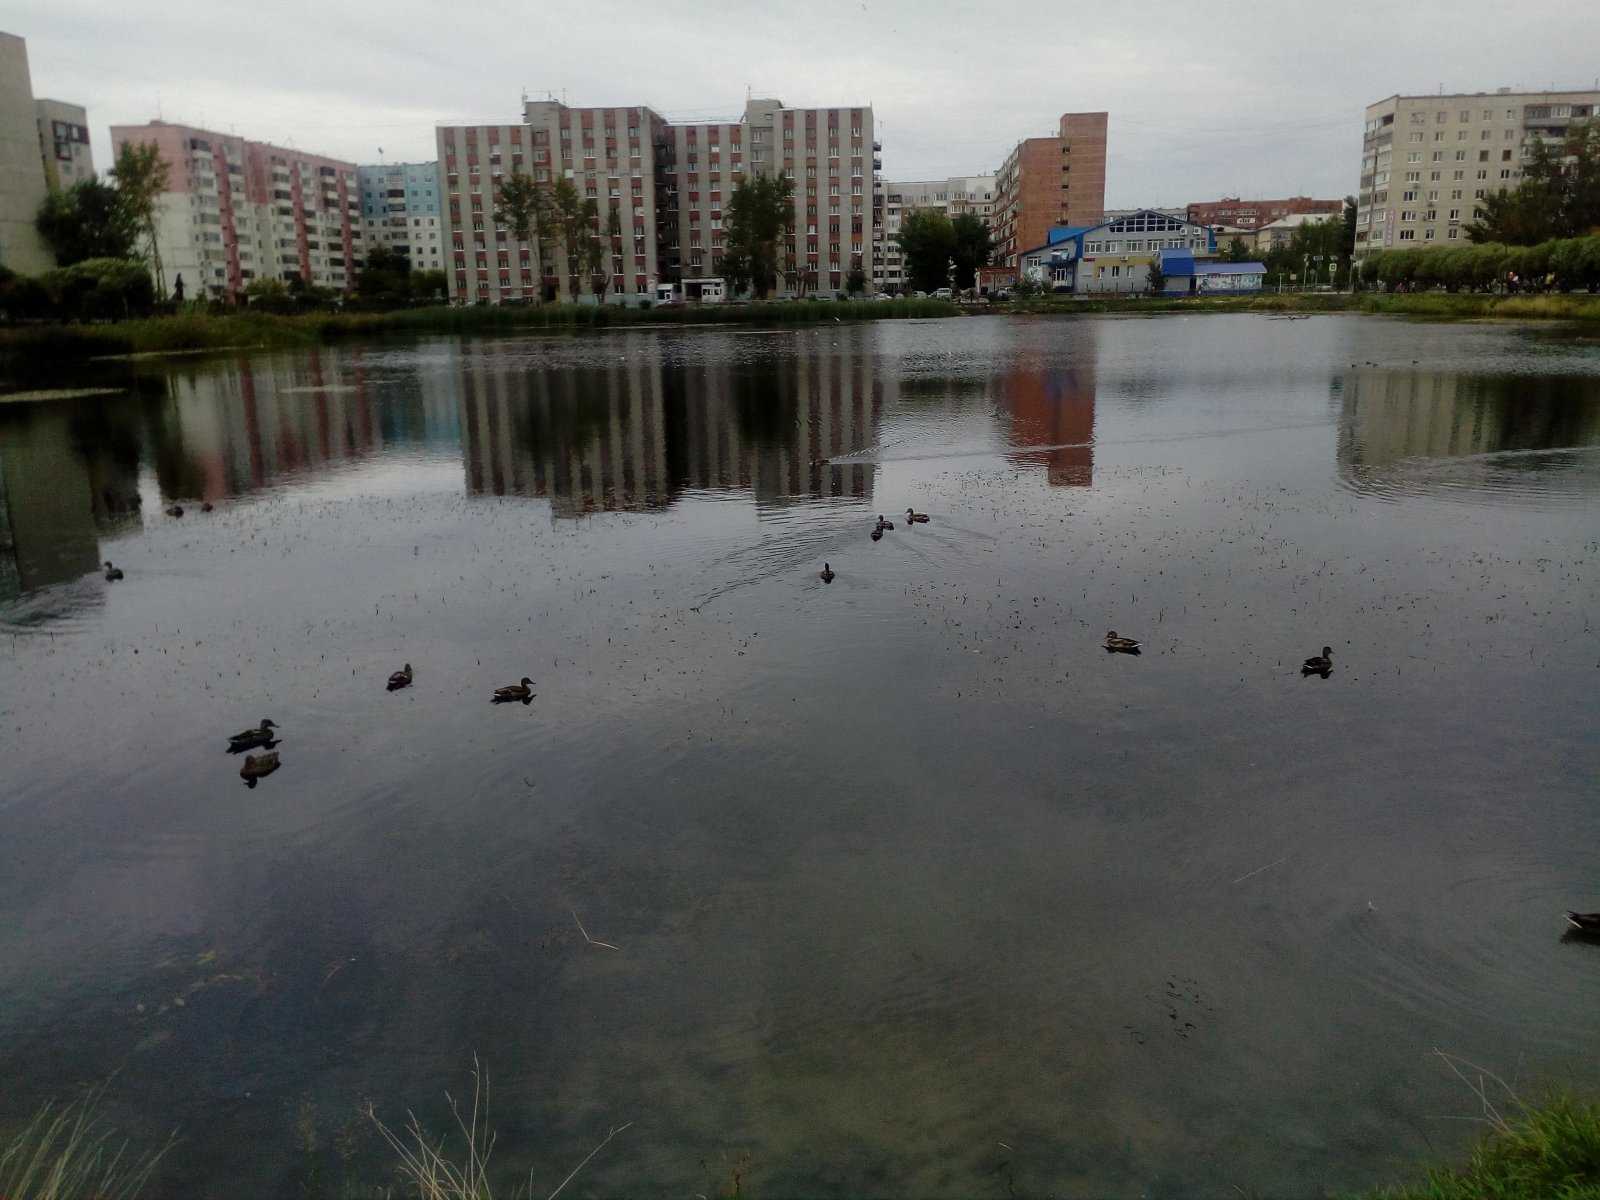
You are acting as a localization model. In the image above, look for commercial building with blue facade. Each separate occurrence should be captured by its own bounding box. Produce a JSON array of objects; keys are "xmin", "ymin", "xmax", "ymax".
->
[
  {"xmin": 1017, "ymin": 209, "xmax": 1218, "ymax": 295},
  {"xmin": 357, "ymin": 161, "xmax": 444, "ymax": 272}
]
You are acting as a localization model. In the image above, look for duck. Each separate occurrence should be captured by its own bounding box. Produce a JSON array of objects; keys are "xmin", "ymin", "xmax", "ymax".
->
[
  {"xmin": 1104, "ymin": 630, "xmax": 1142, "ymax": 653},
  {"xmin": 492, "ymin": 677, "xmax": 535, "ymax": 704},
  {"xmin": 870, "ymin": 524, "xmax": 883, "ymax": 542},
  {"xmin": 387, "ymin": 663, "xmax": 413, "ymax": 691},
  {"xmin": 201, "ymin": 501, "xmax": 214, "ymax": 513},
  {"xmin": 1302, "ymin": 646, "xmax": 1334, "ymax": 673},
  {"xmin": 226, "ymin": 718, "xmax": 277, "ymax": 754},
  {"xmin": 165, "ymin": 504, "xmax": 184, "ymax": 518},
  {"xmin": 819, "ymin": 563, "xmax": 835, "ymax": 583},
  {"xmin": 875, "ymin": 514, "xmax": 895, "ymax": 531},
  {"xmin": 1566, "ymin": 911, "xmax": 1600, "ymax": 936},
  {"xmin": 240, "ymin": 751, "xmax": 280, "ymax": 787},
  {"xmin": 905, "ymin": 508, "xmax": 930, "ymax": 524},
  {"xmin": 103, "ymin": 561, "xmax": 124, "ymax": 581}
]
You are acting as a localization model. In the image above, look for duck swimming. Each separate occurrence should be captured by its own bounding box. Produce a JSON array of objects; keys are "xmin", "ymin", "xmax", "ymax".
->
[
  {"xmin": 1104, "ymin": 630, "xmax": 1142, "ymax": 653},
  {"xmin": 1566, "ymin": 911, "xmax": 1600, "ymax": 936},
  {"xmin": 387, "ymin": 663, "xmax": 413, "ymax": 691},
  {"xmin": 240, "ymin": 751, "xmax": 280, "ymax": 787},
  {"xmin": 875, "ymin": 515, "xmax": 895, "ymax": 531},
  {"xmin": 819, "ymin": 563, "xmax": 835, "ymax": 583},
  {"xmin": 1302, "ymin": 646, "xmax": 1333, "ymax": 673},
  {"xmin": 493, "ymin": 677, "xmax": 535, "ymax": 704},
  {"xmin": 871, "ymin": 525, "xmax": 883, "ymax": 542},
  {"xmin": 165, "ymin": 504, "xmax": 184, "ymax": 518},
  {"xmin": 227, "ymin": 719, "xmax": 277, "ymax": 753},
  {"xmin": 905, "ymin": 508, "xmax": 929, "ymax": 524},
  {"xmin": 201, "ymin": 501, "xmax": 214, "ymax": 513},
  {"xmin": 103, "ymin": 561, "xmax": 124, "ymax": 581}
]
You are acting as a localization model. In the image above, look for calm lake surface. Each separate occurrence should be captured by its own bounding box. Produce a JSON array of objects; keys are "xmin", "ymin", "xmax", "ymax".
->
[{"xmin": 2, "ymin": 313, "xmax": 1598, "ymax": 1197}]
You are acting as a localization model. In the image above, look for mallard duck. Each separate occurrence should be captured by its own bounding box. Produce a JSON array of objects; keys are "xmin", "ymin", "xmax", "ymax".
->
[
  {"xmin": 103, "ymin": 561, "xmax": 124, "ymax": 581},
  {"xmin": 492, "ymin": 677, "xmax": 535, "ymax": 704},
  {"xmin": 819, "ymin": 563, "xmax": 835, "ymax": 583},
  {"xmin": 1565, "ymin": 911, "xmax": 1600, "ymax": 935},
  {"xmin": 165, "ymin": 504, "xmax": 184, "ymax": 518},
  {"xmin": 870, "ymin": 524, "xmax": 883, "ymax": 542},
  {"xmin": 387, "ymin": 663, "xmax": 413, "ymax": 691},
  {"xmin": 201, "ymin": 501, "xmax": 214, "ymax": 513},
  {"xmin": 240, "ymin": 751, "xmax": 280, "ymax": 787},
  {"xmin": 227, "ymin": 718, "xmax": 277, "ymax": 753},
  {"xmin": 905, "ymin": 508, "xmax": 929, "ymax": 524},
  {"xmin": 1104, "ymin": 630, "xmax": 1142, "ymax": 653},
  {"xmin": 876, "ymin": 514, "xmax": 895, "ymax": 531},
  {"xmin": 1302, "ymin": 646, "xmax": 1333, "ymax": 673}
]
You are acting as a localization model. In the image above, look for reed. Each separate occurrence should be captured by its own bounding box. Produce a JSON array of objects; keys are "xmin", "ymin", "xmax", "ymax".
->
[{"xmin": 0, "ymin": 1087, "xmax": 174, "ymax": 1200}]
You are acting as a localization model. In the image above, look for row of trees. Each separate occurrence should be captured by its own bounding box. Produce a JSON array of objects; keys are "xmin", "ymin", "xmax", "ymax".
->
[
  {"xmin": 492, "ymin": 174, "xmax": 624, "ymax": 301},
  {"xmin": 896, "ymin": 209, "xmax": 993, "ymax": 293},
  {"xmin": 34, "ymin": 143, "xmax": 170, "ymax": 283},
  {"xmin": 1467, "ymin": 123, "xmax": 1600, "ymax": 245},
  {"xmin": 1361, "ymin": 236, "xmax": 1600, "ymax": 292},
  {"xmin": 0, "ymin": 257, "xmax": 156, "ymax": 321}
]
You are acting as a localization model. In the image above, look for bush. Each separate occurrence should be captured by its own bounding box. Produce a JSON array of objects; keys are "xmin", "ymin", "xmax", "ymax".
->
[{"xmin": 30, "ymin": 258, "xmax": 156, "ymax": 322}]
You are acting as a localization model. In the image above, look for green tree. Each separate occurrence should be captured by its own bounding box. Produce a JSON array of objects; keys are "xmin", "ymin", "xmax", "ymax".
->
[
  {"xmin": 35, "ymin": 179, "xmax": 140, "ymax": 266},
  {"xmin": 950, "ymin": 212, "xmax": 992, "ymax": 290},
  {"xmin": 724, "ymin": 174, "xmax": 795, "ymax": 299},
  {"xmin": 110, "ymin": 141, "xmax": 172, "ymax": 297},
  {"xmin": 1224, "ymin": 236, "xmax": 1252, "ymax": 263},
  {"xmin": 897, "ymin": 208, "xmax": 956, "ymax": 293},
  {"xmin": 491, "ymin": 173, "xmax": 548, "ymax": 245},
  {"xmin": 1467, "ymin": 122, "xmax": 1600, "ymax": 244},
  {"xmin": 411, "ymin": 268, "xmax": 447, "ymax": 303},
  {"xmin": 1146, "ymin": 257, "xmax": 1166, "ymax": 295},
  {"xmin": 547, "ymin": 178, "xmax": 595, "ymax": 300},
  {"xmin": 357, "ymin": 245, "xmax": 412, "ymax": 306},
  {"xmin": 845, "ymin": 262, "xmax": 867, "ymax": 296},
  {"xmin": 243, "ymin": 276, "xmax": 292, "ymax": 312},
  {"xmin": 1341, "ymin": 195, "xmax": 1358, "ymax": 256}
]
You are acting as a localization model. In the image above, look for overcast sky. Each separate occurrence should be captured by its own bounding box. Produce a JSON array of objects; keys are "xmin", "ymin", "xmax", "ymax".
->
[{"xmin": 13, "ymin": 0, "xmax": 1600, "ymax": 205}]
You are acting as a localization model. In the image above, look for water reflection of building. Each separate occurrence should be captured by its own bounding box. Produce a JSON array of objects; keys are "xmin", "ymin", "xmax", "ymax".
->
[
  {"xmin": 991, "ymin": 353, "xmax": 1096, "ymax": 486},
  {"xmin": 1338, "ymin": 369, "xmax": 1600, "ymax": 474},
  {"xmin": 0, "ymin": 405, "xmax": 102, "ymax": 597},
  {"xmin": 453, "ymin": 334, "xmax": 883, "ymax": 516}
]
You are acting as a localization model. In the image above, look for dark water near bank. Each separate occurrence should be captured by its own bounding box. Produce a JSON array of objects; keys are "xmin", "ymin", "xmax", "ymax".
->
[{"xmin": 2, "ymin": 314, "xmax": 1598, "ymax": 1197}]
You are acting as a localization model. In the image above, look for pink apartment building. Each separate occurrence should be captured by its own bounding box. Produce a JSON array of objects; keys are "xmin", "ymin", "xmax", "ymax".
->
[{"xmin": 111, "ymin": 120, "xmax": 362, "ymax": 300}]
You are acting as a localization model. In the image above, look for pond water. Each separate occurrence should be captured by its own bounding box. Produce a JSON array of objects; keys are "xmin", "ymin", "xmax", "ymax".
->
[{"xmin": 1, "ymin": 313, "xmax": 1598, "ymax": 1198}]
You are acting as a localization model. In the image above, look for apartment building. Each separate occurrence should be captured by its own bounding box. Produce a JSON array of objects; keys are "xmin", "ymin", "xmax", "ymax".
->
[
  {"xmin": 1186, "ymin": 195, "xmax": 1339, "ymax": 231},
  {"xmin": 991, "ymin": 112, "xmax": 1108, "ymax": 269},
  {"xmin": 358, "ymin": 161, "xmax": 444, "ymax": 272},
  {"xmin": 891, "ymin": 175, "xmax": 998, "ymax": 221},
  {"xmin": 110, "ymin": 120, "xmax": 362, "ymax": 299},
  {"xmin": 1357, "ymin": 88, "xmax": 1600, "ymax": 255},
  {"xmin": 0, "ymin": 32, "xmax": 57, "ymax": 273},
  {"xmin": 438, "ymin": 96, "xmax": 876, "ymax": 305},
  {"xmin": 36, "ymin": 100, "xmax": 92, "ymax": 190},
  {"xmin": 872, "ymin": 180, "xmax": 903, "ymax": 292}
]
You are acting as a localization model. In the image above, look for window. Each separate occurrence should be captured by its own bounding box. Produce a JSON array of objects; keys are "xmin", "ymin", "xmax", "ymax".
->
[{"xmin": 1399, "ymin": 228, "xmax": 1415, "ymax": 240}]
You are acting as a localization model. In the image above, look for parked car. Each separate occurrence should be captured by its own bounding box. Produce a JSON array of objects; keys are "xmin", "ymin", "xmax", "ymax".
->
[{"xmin": 933, "ymin": 287, "xmax": 953, "ymax": 300}]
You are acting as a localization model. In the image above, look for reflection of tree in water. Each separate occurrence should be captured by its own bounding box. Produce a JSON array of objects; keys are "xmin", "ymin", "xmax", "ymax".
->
[{"xmin": 1340, "ymin": 371, "xmax": 1600, "ymax": 468}]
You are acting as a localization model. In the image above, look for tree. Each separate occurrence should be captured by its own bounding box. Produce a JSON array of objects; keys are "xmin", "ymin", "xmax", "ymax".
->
[
  {"xmin": 1224, "ymin": 237, "xmax": 1252, "ymax": 263},
  {"xmin": 1467, "ymin": 122, "xmax": 1600, "ymax": 244},
  {"xmin": 243, "ymin": 276, "xmax": 292, "ymax": 313},
  {"xmin": 950, "ymin": 213, "xmax": 992, "ymax": 290},
  {"xmin": 590, "ymin": 203, "xmax": 621, "ymax": 301},
  {"xmin": 724, "ymin": 174, "xmax": 794, "ymax": 299},
  {"xmin": 1341, "ymin": 195, "xmax": 1358, "ymax": 256},
  {"xmin": 845, "ymin": 262, "xmax": 867, "ymax": 296},
  {"xmin": 110, "ymin": 141, "xmax": 172, "ymax": 297},
  {"xmin": 897, "ymin": 208, "xmax": 956, "ymax": 293},
  {"xmin": 357, "ymin": 245, "xmax": 412, "ymax": 306},
  {"xmin": 36, "ymin": 179, "xmax": 140, "ymax": 266},
  {"xmin": 1146, "ymin": 258, "xmax": 1166, "ymax": 295},
  {"xmin": 547, "ymin": 178, "xmax": 594, "ymax": 300},
  {"xmin": 411, "ymin": 269, "xmax": 447, "ymax": 303}
]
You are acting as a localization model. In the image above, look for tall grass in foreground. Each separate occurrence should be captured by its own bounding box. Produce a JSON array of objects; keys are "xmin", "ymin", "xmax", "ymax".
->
[
  {"xmin": 367, "ymin": 1060, "xmax": 630, "ymax": 1200},
  {"xmin": 1361, "ymin": 1052, "xmax": 1600, "ymax": 1199},
  {"xmin": 0, "ymin": 1087, "xmax": 173, "ymax": 1200}
]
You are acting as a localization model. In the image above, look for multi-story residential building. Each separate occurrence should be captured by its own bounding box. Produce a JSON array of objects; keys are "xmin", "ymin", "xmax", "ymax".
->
[
  {"xmin": 1356, "ymin": 87, "xmax": 1600, "ymax": 255},
  {"xmin": 438, "ymin": 96, "xmax": 877, "ymax": 305},
  {"xmin": 358, "ymin": 161, "xmax": 444, "ymax": 272},
  {"xmin": 890, "ymin": 175, "xmax": 998, "ymax": 221},
  {"xmin": 0, "ymin": 32, "xmax": 57, "ymax": 273},
  {"xmin": 110, "ymin": 120, "xmax": 362, "ymax": 300},
  {"xmin": 1186, "ymin": 195, "xmax": 1340, "ymax": 231},
  {"xmin": 36, "ymin": 100, "xmax": 92, "ymax": 190},
  {"xmin": 1254, "ymin": 211, "xmax": 1341, "ymax": 251},
  {"xmin": 991, "ymin": 112, "xmax": 1108, "ymax": 269},
  {"xmin": 871, "ymin": 179, "xmax": 904, "ymax": 293}
]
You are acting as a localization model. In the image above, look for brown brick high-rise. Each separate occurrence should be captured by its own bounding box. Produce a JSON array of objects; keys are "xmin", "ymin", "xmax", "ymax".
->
[{"xmin": 992, "ymin": 111, "xmax": 1108, "ymax": 268}]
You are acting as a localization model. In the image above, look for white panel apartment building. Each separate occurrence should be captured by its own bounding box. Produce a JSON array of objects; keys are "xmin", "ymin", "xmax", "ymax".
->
[
  {"xmin": 437, "ymin": 96, "xmax": 876, "ymax": 304},
  {"xmin": 1357, "ymin": 88, "xmax": 1600, "ymax": 255},
  {"xmin": 0, "ymin": 31, "xmax": 58, "ymax": 273},
  {"xmin": 36, "ymin": 99, "xmax": 92, "ymax": 190},
  {"xmin": 873, "ymin": 174, "xmax": 997, "ymax": 293},
  {"xmin": 358, "ymin": 161, "xmax": 445, "ymax": 272}
]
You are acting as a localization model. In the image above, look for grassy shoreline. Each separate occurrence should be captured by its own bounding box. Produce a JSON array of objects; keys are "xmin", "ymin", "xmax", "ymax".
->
[
  {"xmin": 0, "ymin": 298, "xmax": 956, "ymax": 365},
  {"xmin": 998, "ymin": 290, "xmax": 1600, "ymax": 321}
]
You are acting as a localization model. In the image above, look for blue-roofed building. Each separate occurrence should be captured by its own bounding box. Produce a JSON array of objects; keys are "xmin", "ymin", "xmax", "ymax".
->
[
  {"xmin": 356, "ymin": 161, "xmax": 444, "ymax": 272},
  {"xmin": 1017, "ymin": 209, "xmax": 1216, "ymax": 294},
  {"xmin": 1153, "ymin": 247, "xmax": 1266, "ymax": 294}
]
